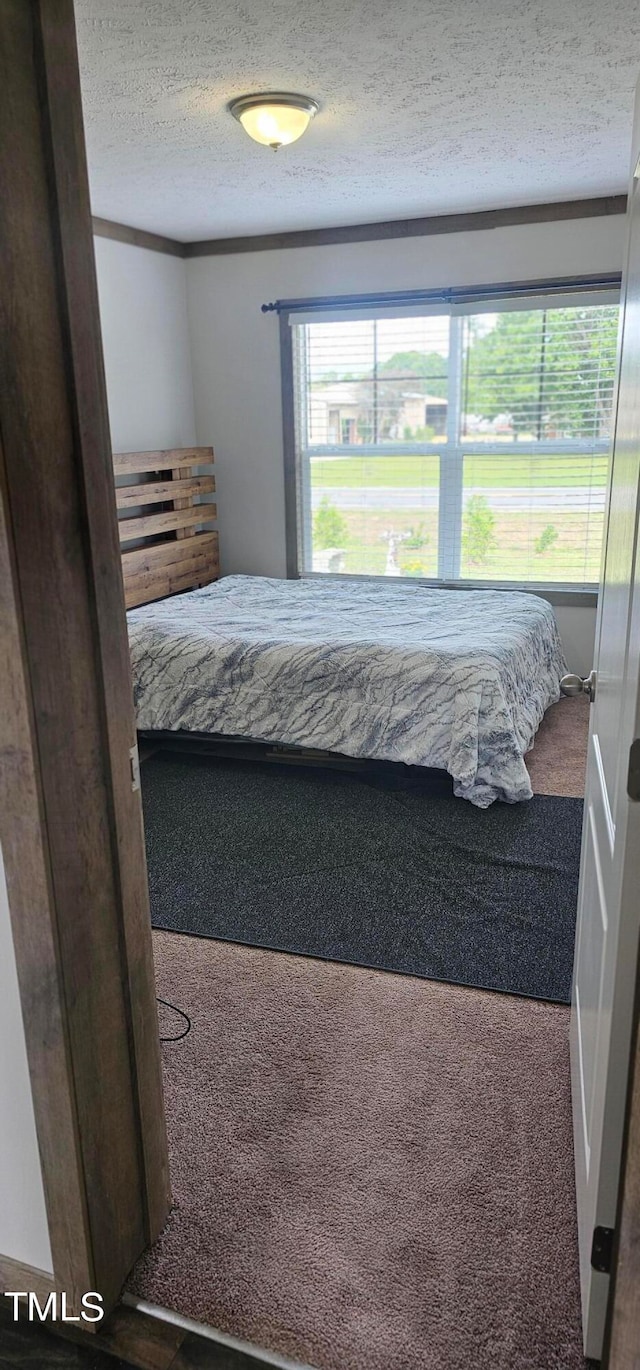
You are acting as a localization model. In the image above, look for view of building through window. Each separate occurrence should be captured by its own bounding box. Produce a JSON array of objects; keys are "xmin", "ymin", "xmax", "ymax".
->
[{"xmin": 291, "ymin": 297, "xmax": 619, "ymax": 588}]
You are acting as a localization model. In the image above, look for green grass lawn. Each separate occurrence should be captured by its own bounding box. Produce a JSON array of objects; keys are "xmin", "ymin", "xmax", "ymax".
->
[
  {"xmin": 314, "ymin": 505, "xmax": 603, "ymax": 585},
  {"xmin": 310, "ymin": 452, "xmax": 608, "ymax": 489}
]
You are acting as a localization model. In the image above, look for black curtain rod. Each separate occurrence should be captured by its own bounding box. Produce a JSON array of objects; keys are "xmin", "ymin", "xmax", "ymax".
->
[{"xmin": 261, "ymin": 272, "xmax": 622, "ymax": 315}]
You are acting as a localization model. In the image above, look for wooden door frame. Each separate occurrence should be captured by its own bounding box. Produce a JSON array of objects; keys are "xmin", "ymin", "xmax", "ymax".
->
[{"xmin": 0, "ymin": 0, "xmax": 169, "ymax": 1318}]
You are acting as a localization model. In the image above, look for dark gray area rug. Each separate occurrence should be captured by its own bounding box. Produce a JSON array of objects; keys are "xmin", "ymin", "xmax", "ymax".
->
[{"xmin": 142, "ymin": 752, "xmax": 582, "ymax": 1003}]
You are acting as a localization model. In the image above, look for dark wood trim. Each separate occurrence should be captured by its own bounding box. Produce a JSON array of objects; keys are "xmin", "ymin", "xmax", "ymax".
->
[
  {"xmin": 38, "ymin": 0, "xmax": 171, "ymax": 1253},
  {"xmin": 185, "ymin": 194, "xmax": 627, "ymax": 258},
  {"xmin": 92, "ymin": 216, "xmax": 187, "ymax": 259},
  {"xmin": 0, "ymin": 0, "xmax": 169, "ymax": 1316},
  {"xmin": 92, "ymin": 196, "xmax": 626, "ymax": 262},
  {"xmin": 0, "ymin": 443, "xmax": 93, "ymax": 1309}
]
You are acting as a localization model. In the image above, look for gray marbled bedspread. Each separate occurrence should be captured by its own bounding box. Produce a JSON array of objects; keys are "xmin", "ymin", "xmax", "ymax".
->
[{"xmin": 127, "ymin": 575, "xmax": 567, "ymax": 807}]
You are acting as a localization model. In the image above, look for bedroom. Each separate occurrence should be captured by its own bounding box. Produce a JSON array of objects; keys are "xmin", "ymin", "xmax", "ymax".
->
[{"xmin": 1, "ymin": 2, "xmax": 640, "ymax": 1369}]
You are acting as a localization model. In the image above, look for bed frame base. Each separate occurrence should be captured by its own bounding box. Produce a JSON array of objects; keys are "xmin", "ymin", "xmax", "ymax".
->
[
  {"xmin": 137, "ymin": 731, "xmax": 453, "ymax": 792},
  {"xmin": 138, "ymin": 730, "xmax": 368, "ymax": 770}
]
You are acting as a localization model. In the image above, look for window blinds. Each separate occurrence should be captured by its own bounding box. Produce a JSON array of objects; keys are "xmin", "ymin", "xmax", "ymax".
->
[{"xmin": 290, "ymin": 291, "xmax": 619, "ymax": 589}]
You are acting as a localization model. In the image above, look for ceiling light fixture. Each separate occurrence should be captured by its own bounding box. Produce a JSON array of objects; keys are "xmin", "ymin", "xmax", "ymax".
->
[{"xmin": 228, "ymin": 92, "xmax": 319, "ymax": 150}]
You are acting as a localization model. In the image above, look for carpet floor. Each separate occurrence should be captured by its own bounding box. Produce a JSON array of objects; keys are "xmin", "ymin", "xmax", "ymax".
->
[
  {"xmin": 525, "ymin": 695, "xmax": 589, "ymax": 798},
  {"xmin": 128, "ymin": 935, "xmax": 588, "ymax": 1370},
  {"xmin": 127, "ymin": 697, "xmax": 592, "ymax": 1369},
  {"xmin": 143, "ymin": 756, "xmax": 582, "ymax": 1002}
]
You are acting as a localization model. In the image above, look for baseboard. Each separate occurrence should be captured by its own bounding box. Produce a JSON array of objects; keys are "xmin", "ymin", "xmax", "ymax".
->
[{"xmin": 0, "ymin": 1253, "xmax": 55, "ymax": 1304}]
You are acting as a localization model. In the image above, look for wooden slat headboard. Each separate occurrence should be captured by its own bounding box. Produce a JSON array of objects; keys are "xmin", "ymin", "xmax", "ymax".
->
[{"xmin": 113, "ymin": 447, "xmax": 219, "ymax": 608}]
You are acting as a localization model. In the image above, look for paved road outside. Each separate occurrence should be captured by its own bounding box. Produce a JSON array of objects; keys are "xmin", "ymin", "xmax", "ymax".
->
[{"xmin": 311, "ymin": 486, "xmax": 606, "ymax": 512}]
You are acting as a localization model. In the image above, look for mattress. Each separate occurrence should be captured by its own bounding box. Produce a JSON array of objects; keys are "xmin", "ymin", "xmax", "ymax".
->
[{"xmin": 127, "ymin": 575, "xmax": 567, "ymax": 807}]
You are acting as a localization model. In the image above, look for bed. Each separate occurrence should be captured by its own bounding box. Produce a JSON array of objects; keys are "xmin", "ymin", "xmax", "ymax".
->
[{"xmin": 127, "ymin": 573, "xmax": 566, "ymax": 808}]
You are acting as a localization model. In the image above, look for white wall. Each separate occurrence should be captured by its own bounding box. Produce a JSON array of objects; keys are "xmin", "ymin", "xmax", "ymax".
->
[
  {"xmin": 555, "ymin": 604, "xmax": 600, "ymax": 679},
  {"xmin": 95, "ymin": 237, "xmax": 196, "ymax": 452},
  {"xmin": 185, "ymin": 214, "xmax": 626, "ymax": 673},
  {"xmin": 0, "ymin": 847, "xmax": 53, "ymax": 1273}
]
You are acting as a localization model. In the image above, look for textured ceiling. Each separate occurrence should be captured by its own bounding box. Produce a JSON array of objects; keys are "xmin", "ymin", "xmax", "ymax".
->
[{"xmin": 75, "ymin": 0, "xmax": 640, "ymax": 242}]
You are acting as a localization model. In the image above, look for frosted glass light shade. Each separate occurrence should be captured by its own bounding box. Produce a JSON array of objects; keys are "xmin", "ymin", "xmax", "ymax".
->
[{"xmin": 229, "ymin": 93, "xmax": 319, "ymax": 150}]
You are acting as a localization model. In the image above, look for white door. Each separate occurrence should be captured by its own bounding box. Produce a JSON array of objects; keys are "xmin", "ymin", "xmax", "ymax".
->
[{"xmin": 569, "ymin": 94, "xmax": 640, "ymax": 1360}]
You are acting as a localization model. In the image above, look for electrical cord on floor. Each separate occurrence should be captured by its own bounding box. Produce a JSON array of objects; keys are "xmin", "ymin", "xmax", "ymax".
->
[{"xmin": 157, "ymin": 997, "xmax": 192, "ymax": 1043}]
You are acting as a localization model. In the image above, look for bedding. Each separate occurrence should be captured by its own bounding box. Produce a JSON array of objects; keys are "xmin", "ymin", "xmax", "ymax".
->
[{"xmin": 127, "ymin": 575, "xmax": 567, "ymax": 807}]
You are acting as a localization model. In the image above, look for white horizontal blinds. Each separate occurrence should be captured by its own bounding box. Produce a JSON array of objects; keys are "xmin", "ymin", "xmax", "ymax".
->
[
  {"xmin": 298, "ymin": 314, "xmax": 450, "ymax": 578},
  {"xmin": 290, "ymin": 289, "xmax": 619, "ymax": 588},
  {"xmin": 456, "ymin": 303, "xmax": 618, "ymax": 587}
]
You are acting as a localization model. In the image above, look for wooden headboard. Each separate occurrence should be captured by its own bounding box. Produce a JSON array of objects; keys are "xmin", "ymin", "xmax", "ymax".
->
[{"xmin": 113, "ymin": 447, "xmax": 219, "ymax": 609}]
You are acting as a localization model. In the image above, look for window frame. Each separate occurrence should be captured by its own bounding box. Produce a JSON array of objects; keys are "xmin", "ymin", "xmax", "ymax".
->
[{"xmin": 279, "ymin": 278, "xmax": 621, "ymax": 604}]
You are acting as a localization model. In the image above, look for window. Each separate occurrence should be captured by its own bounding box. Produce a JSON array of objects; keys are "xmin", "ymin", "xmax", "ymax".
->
[{"xmin": 287, "ymin": 288, "xmax": 620, "ymax": 590}]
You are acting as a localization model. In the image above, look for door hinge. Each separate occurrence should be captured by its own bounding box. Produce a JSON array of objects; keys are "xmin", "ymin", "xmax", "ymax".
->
[
  {"xmin": 129, "ymin": 743, "xmax": 141, "ymax": 793},
  {"xmin": 627, "ymin": 739, "xmax": 640, "ymax": 801},
  {"xmin": 591, "ymin": 1226, "xmax": 615, "ymax": 1274}
]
